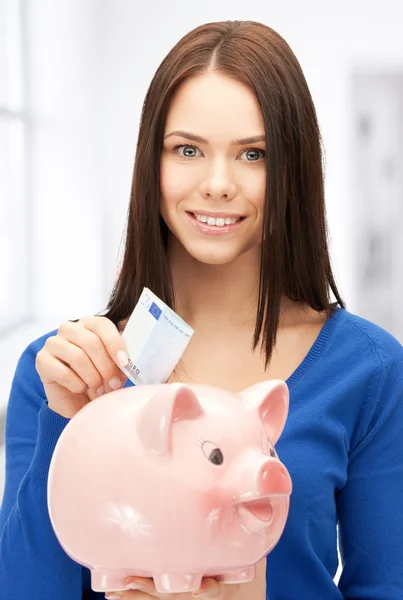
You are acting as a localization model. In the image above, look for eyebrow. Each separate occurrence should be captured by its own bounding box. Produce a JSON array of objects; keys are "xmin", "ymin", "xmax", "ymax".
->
[{"xmin": 163, "ymin": 130, "xmax": 266, "ymax": 146}]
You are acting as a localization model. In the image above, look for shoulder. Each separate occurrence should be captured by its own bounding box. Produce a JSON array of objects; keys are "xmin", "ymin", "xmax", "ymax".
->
[
  {"xmin": 336, "ymin": 307, "xmax": 403, "ymax": 427},
  {"xmin": 325, "ymin": 308, "xmax": 403, "ymax": 452},
  {"xmin": 21, "ymin": 328, "xmax": 59, "ymax": 361},
  {"xmin": 323, "ymin": 307, "xmax": 403, "ymax": 411},
  {"xmin": 337, "ymin": 308, "xmax": 403, "ymax": 371},
  {"xmin": 5, "ymin": 328, "xmax": 60, "ymax": 425},
  {"xmin": 14, "ymin": 328, "xmax": 59, "ymax": 387}
]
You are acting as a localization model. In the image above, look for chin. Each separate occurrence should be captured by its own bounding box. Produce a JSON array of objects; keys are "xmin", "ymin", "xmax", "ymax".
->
[
  {"xmin": 191, "ymin": 253, "xmax": 237, "ymax": 266},
  {"xmin": 182, "ymin": 240, "xmax": 248, "ymax": 266},
  {"xmin": 163, "ymin": 220, "xmax": 259, "ymax": 266}
]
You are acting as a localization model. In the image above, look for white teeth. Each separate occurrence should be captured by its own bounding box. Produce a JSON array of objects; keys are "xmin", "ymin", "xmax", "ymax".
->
[{"xmin": 195, "ymin": 214, "xmax": 241, "ymax": 226}]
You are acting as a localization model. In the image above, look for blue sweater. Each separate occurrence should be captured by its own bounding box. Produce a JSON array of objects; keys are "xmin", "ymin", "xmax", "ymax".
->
[{"xmin": 1, "ymin": 306, "xmax": 403, "ymax": 600}]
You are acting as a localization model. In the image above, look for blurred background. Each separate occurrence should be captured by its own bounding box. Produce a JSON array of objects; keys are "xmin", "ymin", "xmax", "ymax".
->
[{"xmin": 1, "ymin": 0, "xmax": 403, "ymax": 581}]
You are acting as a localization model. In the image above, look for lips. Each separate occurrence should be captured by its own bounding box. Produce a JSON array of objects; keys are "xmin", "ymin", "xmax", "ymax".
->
[
  {"xmin": 189, "ymin": 210, "xmax": 245, "ymax": 219},
  {"xmin": 185, "ymin": 211, "xmax": 246, "ymax": 236}
]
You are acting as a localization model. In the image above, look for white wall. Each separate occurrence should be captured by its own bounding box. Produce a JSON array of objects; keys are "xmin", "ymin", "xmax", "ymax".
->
[
  {"xmin": 28, "ymin": 0, "xmax": 109, "ymax": 319},
  {"xmin": 0, "ymin": 0, "xmax": 109, "ymax": 505}
]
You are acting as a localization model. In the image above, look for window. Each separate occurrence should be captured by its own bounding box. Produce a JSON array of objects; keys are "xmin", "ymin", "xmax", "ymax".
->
[{"xmin": 0, "ymin": 0, "xmax": 31, "ymax": 337}]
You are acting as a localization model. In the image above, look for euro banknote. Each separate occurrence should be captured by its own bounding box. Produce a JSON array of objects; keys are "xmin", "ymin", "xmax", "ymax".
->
[{"xmin": 117, "ymin": 287, "xmax": 194, "ymax": 385}]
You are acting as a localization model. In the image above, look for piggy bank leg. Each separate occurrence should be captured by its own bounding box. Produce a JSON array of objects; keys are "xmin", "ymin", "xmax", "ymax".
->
[
  {"xmin": 153, "ymin": 572, "xmax": 203, "ymax": 594},
  {"xmin": 90, "ymin": 568, "xmax": 128, "ymax": 592},
  {"xmin": 216, "ymin": 565, "xmax": 255, "ymax": 584}
]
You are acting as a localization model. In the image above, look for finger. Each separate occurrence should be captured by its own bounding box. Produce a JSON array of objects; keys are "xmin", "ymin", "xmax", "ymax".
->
[
  {"xmin": 43, "ymin": 335, "xmax": 105, "ymax": 394},
  {"xmin": 124, "ymin": 577, "xmax": 176, "ymax": 598},
  {"xmin": 35, "ymin": 348, "xmax": 90, "ymax": 395},
  {"xmin": 80, "ymin": 316, "xmax": 130, "ymax": 390},
  {"xmin": 105, "ymin": 585, "xmax": 164, "ymax": 599},
  {"xmin": 80, "ymin": 315, "xmax": 130, "ymax": 367},
  {"xmin": 57, "ymin": 318, "xmax": 128, "ymax": 390},
  {"xmin": 192, "ymin": 578, "xmax": 223, "ymax": 598},
  {"xmin": 105, "ymin": 592, "xmax": 156, "ymax": 600}
]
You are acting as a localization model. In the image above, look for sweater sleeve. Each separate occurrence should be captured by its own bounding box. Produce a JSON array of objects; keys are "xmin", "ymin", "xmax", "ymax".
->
[
  {"xmin": 0, "ymin": 334, "xmax": 83, "ymax": 600},
  {"xmin": 336, "ymin": 334, "xmax": 403, "ymax": 599}
]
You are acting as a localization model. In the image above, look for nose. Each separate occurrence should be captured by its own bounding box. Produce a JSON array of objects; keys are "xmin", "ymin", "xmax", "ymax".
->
[
  {"xmin": 258, "ymin": 459, "xmax": 292, "ymax": 497},
  {"xmin": 199, "ymin": 167, "xmax": 237, "ymax": 203}
]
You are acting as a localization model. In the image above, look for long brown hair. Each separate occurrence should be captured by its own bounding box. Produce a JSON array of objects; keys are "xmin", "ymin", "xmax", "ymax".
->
[{"xmin": 99, "ymin": 20, "xmax": 345, "ymax": 368}]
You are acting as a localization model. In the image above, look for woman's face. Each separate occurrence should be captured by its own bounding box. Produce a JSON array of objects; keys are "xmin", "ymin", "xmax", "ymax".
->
[{"xmin": 160, "ymin": 71, "xmax": 266, "ymax": 265}]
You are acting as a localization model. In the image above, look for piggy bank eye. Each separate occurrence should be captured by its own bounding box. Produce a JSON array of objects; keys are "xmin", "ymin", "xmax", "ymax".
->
[
  {"xmin": 270, "ymin": 448, "xmax": 276, "ymax": 458},
  {"xmin": 201, "ymin": 441, "xmax": 224, "ymax": 466},
  {"xmin": 209, "ymin": 448, "xmax": 224, "ymax": 465}
]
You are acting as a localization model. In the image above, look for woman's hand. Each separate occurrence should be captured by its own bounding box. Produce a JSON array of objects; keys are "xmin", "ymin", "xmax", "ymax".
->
[
  {"xmin": 35, "ymin": 316, "xmax": 129, "ymax": 419},
  {"xmin": 105, "ymin": 576, "xmax": 240, "ymax": 599}
]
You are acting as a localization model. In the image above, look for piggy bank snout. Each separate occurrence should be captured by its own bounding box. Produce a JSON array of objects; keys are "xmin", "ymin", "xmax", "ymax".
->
[{"xmin": 258, "ymin": 460, "xmax": 292, "ymax": 497}]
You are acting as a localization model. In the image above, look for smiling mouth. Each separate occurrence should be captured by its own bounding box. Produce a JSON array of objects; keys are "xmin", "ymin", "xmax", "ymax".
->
[{"xmin": 186, "ymin": 211, "xmax": 246, "ymax": 229}]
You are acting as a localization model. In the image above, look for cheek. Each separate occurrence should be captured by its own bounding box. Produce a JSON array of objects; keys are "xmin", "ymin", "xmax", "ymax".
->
[
  {"xmin": 160, "ymin": 157, "xmax": 193, "ymax": 204},
  {"xmin": 159, "ymin": 168, "xmax": 172, "ymax": 216},
  {"xmin": 200, "ymin": 483, "xmax": 234, "ymax": 516},
  {"xmin": 242, "ymin": 176, "xmax": 266, "ymax": 220},
  {"xmin": 180, "ymin": 454, "xmax": 232, "ymax": 509},
  {"xmin": 252, "ymin": 192, "xmax": 266, "ymax": 217},
  {"xmin": 245, "ymin": 172, "xmax": 266, "ymax": 213}
]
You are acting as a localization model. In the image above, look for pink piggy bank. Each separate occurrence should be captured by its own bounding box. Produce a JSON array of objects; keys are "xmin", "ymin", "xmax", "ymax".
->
[{"xmin": 47, "ymin": 380, "xmax": 292, "ymax": 594}]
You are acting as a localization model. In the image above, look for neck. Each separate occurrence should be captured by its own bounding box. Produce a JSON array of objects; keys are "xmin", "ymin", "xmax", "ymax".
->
[
  {"xmin": 116, "ymin": 239, "xmax": 312, "ymax": 335},
  {"xmin": 168, "ymin": 235, "xmax": 273, "ymax": 333}
]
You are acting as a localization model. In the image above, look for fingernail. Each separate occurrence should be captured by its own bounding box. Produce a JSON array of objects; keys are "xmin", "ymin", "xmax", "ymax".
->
[
  {"xmin": 105, "ymin": 594, "xmax": 120, "ymax": 599},
  {"xmin": 96, "ymin": 385, "xmax": 105, "ymax": 395},
  {"xmin": 125, "ymin": 582, "xmax": 144, "ymax": 591},
  {"xmin": 116, "ymin": 350, "xmax": 129, "ymax": 367},
  {"xmin": 109, "ymin": 376, "xmax": 122, "ymax": 390}
]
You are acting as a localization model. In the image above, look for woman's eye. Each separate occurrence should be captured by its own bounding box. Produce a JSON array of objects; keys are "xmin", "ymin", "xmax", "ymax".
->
[
  {"xmin": 173, "ymin": 144, "xmax": 200, "ymax": 160},
  {"xmin": 240, "ymin": 148, "xmax": 266, "ymax": 162},
  {"xmin": 172, "ymin": 144, "xmax": 265, "ymax": 162}
]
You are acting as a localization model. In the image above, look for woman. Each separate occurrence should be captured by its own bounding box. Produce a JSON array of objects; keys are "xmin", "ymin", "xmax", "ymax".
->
[{"xmin": 1, "ymin": 20, "xmax": 402, "ymax": 600}]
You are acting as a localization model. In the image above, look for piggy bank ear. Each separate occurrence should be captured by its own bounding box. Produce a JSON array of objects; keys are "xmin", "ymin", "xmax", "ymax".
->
[
  {"xmin": 137, "ymin": 384, "xmax": 204, "ymax": 455},
  {"xmin": 240, "ymin": 380, "xmax": 289, "ymax": 445}
]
